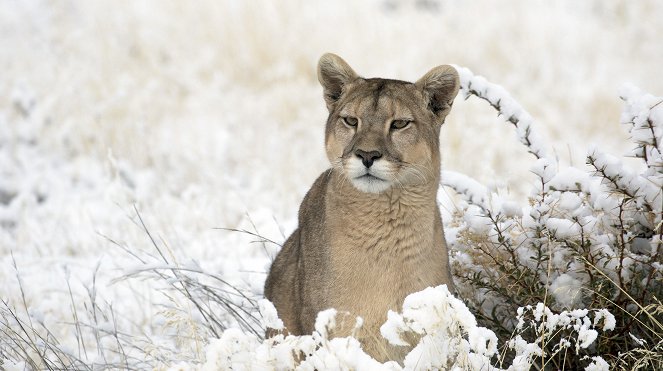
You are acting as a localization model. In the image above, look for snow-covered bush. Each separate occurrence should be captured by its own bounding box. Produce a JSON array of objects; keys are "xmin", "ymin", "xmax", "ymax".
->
[
  {"xmin": 167, "ymin": 285, "xmax": 618, "ymax": 370},
  {"xmin": 171, "ymin": 285, "xmax": 576, "ymax": 371},
  {"xmin": 445, "ymin": 67, "xmax": 663, "ymax": 369}
]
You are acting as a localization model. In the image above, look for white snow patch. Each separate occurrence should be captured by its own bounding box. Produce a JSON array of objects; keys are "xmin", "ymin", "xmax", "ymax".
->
[
  {"xmin": 585, "ymin": 356, "xmax": 610, "ymax": 371},
  {"xmin": 550, "ymin": 273, "xmax": 584, "ymax": 309}
]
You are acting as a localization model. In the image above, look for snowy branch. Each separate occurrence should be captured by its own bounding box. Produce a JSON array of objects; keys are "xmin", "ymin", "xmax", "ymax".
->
[{"xmin": 454, "ymin": 66, "xmax": 550, "ymax": 161}]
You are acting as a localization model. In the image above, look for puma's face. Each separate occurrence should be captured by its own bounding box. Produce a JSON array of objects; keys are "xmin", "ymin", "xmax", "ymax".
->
[
  {"xmin": 317, "ymin": 54, "xmax": 460, "ymax": 194},
  {"xmin": 326, "ymin": 79, "xmax": 441, "ymax": 193}
]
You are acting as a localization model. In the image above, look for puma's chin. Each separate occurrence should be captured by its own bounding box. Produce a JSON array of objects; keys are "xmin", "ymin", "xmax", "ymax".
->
[{"xmin": 350, "ymin": 174, "xmax": 392, "ymax": 194}]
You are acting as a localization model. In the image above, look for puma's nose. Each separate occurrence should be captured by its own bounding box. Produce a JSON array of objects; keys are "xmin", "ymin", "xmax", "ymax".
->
[{"xmin": 355, "ymin": 149, "xmax": 382, "ymax": 168}]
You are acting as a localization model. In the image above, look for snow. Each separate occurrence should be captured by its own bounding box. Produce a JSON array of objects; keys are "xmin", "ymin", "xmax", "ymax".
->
[
  {"xmin": 513, "ymin": 304, "xmax": 614, "ymax": 361},
  {"xmin": 381, "ymin": 310, "xmax": 411, "ymax": 347},
  {"xmin": 467, "ymin": 327, "xmax": 498, "ymax": 357},
  {"xmin": 441, "ymin": 171, "xmax": 490, "ymax": 212},
  {"xmin": 506, "ymin": 336, "xmax": 542, "ymax": 371},
  {"xmin": 547, "ymin": 167, "xmax": 592, "ymax": 193},
  {"xmin": 162, "ymin": 288, "xmax": 496, "ymax": 370},
  {"xmin": 2, "ymin": 0, "xmax": 661, "ymax": 369},
  {"xmin": 558, "ymin": 192, "xmax": 583, "ymax": 212},
  {"xmin": 577, "ymin": 326, "xmax": 599, "ymax": 350},
  {"xmin": 549, "ymin": 273, "xmax": 584, "ymax": 309},
  {"xmin": 167, "ymin": 284, "xmax": 616, "ymax": 370},
  {"xmin": 584, "ymin": 356, "xmax": 610, "ymax": 371},
  {"xmin": 258, "ymin": 299, "xmax": 284, "ymax": 331},
  {"xmin": 593, "ymin": 309, "xmax": 616, "ymax": 332},
  {"xmin": 456, "ymin": 65, "xmax": 550, "ymax": 161},
  {"xmin": 545, "ymin": 218, "xmax": 581, "ymax": 239}
]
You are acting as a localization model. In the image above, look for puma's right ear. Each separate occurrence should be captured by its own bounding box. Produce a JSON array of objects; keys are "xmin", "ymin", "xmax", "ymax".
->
[{"xmin": 317, "ymin": 53, "xmax": 359, "ymax": 110}]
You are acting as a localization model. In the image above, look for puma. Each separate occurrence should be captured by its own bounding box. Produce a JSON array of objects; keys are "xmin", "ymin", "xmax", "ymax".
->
[{"xmin": 264, "ymin": 53, "xmax": 459, "ymax": 362}]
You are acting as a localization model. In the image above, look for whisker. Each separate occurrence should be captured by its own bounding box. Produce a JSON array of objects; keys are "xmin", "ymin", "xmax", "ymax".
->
[{"xmin": 399, "ymin": 160, "xmax": 434, "ymax": 186}]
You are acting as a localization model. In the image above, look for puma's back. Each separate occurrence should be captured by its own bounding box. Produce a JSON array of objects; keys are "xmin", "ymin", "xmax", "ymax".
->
[{"xmin": 264, "ymin": 53, "xmax": 460, "ymax": 363}]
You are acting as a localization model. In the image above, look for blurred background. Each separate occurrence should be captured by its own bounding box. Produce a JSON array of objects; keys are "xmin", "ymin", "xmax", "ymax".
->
[{"xmin": 1, "ymin": 0, "xmax": 661, "ymax": 364}]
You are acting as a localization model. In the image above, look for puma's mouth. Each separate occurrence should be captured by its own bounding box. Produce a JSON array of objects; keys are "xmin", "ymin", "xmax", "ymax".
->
[
  {"xmin": 351, "ymin": 172, "xmax": 391, "ymax": 193},
  {"xmin": 343, "ymin": 157, "xmax": 393, "ymax": 193},
  {"xmin": 357, "ymin": 173, "xmax": 384, "ymax": 181}
]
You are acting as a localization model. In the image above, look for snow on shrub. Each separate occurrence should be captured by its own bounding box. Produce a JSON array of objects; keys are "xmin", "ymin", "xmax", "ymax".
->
[
  {"xmin": 445, "ymin": 67, "xmax": 663, "ymax": 369},
  {"xmin": 172, "ymin": 304, "xmax": 397, "ymax": 371},
  {"xmin": 173, "ymin": 285, "xmax": 616, "ymax": 370},
  {"xmin": 380, "ymin": 285, "xmax": 497, "ymax": 370}
]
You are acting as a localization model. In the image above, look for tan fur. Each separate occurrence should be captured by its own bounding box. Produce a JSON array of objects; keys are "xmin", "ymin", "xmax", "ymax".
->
[{"xmin": 264, "ymin": 53, "xmax": 460, "ymax": 363}]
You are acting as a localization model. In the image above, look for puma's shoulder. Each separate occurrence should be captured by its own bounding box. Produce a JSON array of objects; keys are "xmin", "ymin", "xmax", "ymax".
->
[{"xmin": 298, "ymin": 169, "xmax": 332, "ymax": 225}]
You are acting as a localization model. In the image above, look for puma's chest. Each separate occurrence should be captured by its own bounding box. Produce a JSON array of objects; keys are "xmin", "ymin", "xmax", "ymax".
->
[{"xmin": 325, "ymin": 206, "xmax": 446, "ymax": 320}]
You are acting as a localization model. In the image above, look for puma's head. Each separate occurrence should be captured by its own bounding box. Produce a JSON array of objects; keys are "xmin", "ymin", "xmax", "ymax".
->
[{"xmin": 317, "ymin": 53, "xmax": 460, "ymax": 194}]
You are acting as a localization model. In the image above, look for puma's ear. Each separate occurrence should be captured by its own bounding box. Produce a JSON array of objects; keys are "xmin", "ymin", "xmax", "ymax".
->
[
  {"xmin": 317, "ymin": 53, "xmax": 359, "ymax": 110},
  {"xmin": 415, "ymin": 65, "xmax": 460, "ymax": 119}
]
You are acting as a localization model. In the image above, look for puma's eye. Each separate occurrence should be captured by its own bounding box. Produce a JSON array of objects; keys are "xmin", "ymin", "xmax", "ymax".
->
[
  {"xmin": 390, "ymin": 120, "xmax": 411, "ymax": 130},
  {"xmin": 342, "ymin": 116, "xmax": 358, "ymax": 127}
]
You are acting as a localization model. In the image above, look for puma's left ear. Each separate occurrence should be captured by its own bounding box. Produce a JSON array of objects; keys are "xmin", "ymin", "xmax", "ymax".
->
[{"xmin": 415, "ymin": 65, "xmax": 460, "ymax": 119}]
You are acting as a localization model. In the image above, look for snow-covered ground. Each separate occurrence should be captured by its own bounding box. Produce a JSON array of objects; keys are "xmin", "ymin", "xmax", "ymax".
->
[{"xmin": 1, "ymin": 0, "xmax": 662, "ymax": 369}]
